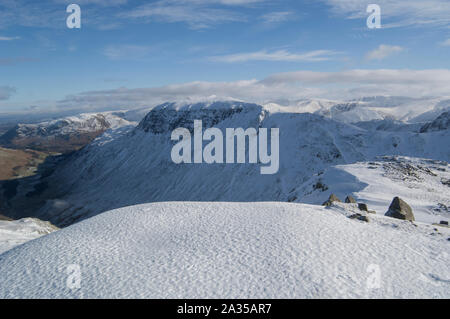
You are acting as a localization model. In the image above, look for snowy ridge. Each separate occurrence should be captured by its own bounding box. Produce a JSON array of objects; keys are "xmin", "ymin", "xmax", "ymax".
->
[
  {"xmin": 265, "ymin": 96, "xmax": 450, "ymax": 125},
  {"xmin": 0, "ymin": 218, "xmax": 58, "ymax": 254},
  {"xmin": 30, "ymin": 101, "xmax": 450, "ymax": 226},
  {"xmin": 0, "ymin": 202, "xmax": 448, "ymax": 298},
  {"xmin": 0, "ymin": 112, "xmax": 136, "ymax": 152}
]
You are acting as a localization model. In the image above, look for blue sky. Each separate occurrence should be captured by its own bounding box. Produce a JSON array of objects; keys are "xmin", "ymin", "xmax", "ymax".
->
[{"xmin": 0, "ymin": 0, "xmax": 450, "ymax": 113}]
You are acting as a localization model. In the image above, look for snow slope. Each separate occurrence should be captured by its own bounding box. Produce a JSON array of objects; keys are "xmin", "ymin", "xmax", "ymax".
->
[
  {"xmin": 31, "ymin": 101, "xmax": 450, "ymax": 226},
  {"xmin": 0, "ymin": 218, "xmax": 58, "ymax": 254},
  {"xmin": 0, "ymin": 202, "xmax": 448, "ymax": 299},
  {"xmin": 300, "ymin": 156, "xmax": 450, "ymax": 224}
]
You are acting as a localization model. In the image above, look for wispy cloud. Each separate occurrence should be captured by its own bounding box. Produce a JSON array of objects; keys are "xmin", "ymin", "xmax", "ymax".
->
[
  {"xmin": 322, "ymin": 0, "xmax": 450, "ymax": 28},
  {"xmin": 53, "ymin": 0, "xmax": 128, "ymax": 6},
  {"xmin": 119, "ymin": 0, "xmax": 267, "ymax": 29},
  {"xmin": 103, "ymin": 45, "xmax": 154, "ymax": 60},
  {"xmin": 56, "ymin": 69, "xmax": 450, "ymax": 111},
  {"xmin": 210, "ymin": 49, "xmax": 342, "ymax": 63},
  {"xmin": 439, "ymin": 39, "xmax": 450, "ymax": 46},
  {"xmin": 260, "ymin": 11, "xmax": 295, "ymax": 25},
  {"xmin": 0, "ymin": 36, "xmax": 20, "ymax": 41},
  {"xmin": 0, "ymin": 86, "xmax": 16, "ymax": 100},
  {"xmin": 365, "ymin": 45, "xmax": 404, "ymax": 61}
]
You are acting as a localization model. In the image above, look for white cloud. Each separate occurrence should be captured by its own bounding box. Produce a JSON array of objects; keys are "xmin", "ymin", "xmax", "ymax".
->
[
  {"xmin": 119, "ymin": 0, "xmax": 266, "ymax": 29},
  {"xmin": 365, "ymin": 45, "xmax": 404, "ymax": 61},
  {"xmin": 322, "ymin": 0, "xmax": 450, "ymax": 28},
  {"xmin": 0, "ymin": 36, "xmax": 20, "ymax": 41},
  {"xmin": 210, "ymin": 49, "xmax": 342, "ymax": 63},
  {"xmin": 0, "ymin": 86, "xmax": 16, "ymax": 100},
  {"xmin": 439, "ymin": 39, "xmax": 450, "ymax": 46},
  {"xmin": 103, "ymin": 45, "xmax": 154, "ymax": 60},
  {"xmin": 53, "ymin": 0, "xmax": 128, "ymax": 6},
  {"xmin": 56, "ymin": 69, "xmax": 450, "ymax": 110},
  {"xmin": 260, "ymin": 11, "xmax": 294, "ymax": 24}
]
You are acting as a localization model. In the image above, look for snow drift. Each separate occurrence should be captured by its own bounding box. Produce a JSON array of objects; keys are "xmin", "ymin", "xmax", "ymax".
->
[{"xmin": 0, "ymin": 202, "xmax": 448, "ymax": 298}]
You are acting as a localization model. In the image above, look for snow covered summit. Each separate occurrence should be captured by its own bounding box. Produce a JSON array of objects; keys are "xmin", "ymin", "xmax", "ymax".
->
[{"xmin": 0, "ymin": 202, "xmax": 448, "ymax": 299}]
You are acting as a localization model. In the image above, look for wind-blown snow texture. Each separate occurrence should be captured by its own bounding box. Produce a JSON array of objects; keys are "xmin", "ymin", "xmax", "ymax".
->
[
  {"xmin": 0, "ymin": 202, "xmax": 448, "ymax": 299},
  {"xmin": 34, "ymin": 101, "xmax": 450, "ymax": 226}
]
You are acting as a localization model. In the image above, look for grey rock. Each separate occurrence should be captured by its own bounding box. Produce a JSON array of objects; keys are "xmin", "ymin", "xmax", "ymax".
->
[
  {"xmin": 345, "ymin": 196, "xmax": 357, "ymax": 204},
  {"xmin": 0, "ymin": 214, "xmax": 13, "ymax": 221},
  {"xmin": 358, "ymin": 203, "xmax": 368, "ymax": 212},
  {"xmin": 322, "ymin": 194, "xmax": 341, "ymax": 206},
  {"xmin": 349, "ymin": 214, "xmax": 369, "ymax": 222},
  {"xmin": 385, "ymin": 197, "xmax": 415, "ymax": 221}
]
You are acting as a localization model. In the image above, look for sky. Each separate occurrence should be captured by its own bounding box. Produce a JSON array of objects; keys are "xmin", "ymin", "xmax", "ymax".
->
[{"xmin": 0, "ymin": 0, "xmax": 450, "ymax": 113}]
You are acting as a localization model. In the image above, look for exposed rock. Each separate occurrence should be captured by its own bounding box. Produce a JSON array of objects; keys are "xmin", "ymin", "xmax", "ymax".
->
[
  {"xmin": 349, "ymin": 214, "xmax": 369, "ymax": 222},
  {"xmin": 313, "ymin": 180, "xmax": 328, "ymax": 192},
  {"xmin": 287, "ymin": 196, "xmax": 297, "ymax": 203},
  {"xmin": 322, "ymin": 194, "xmax": 341, "ymax": 206},
  {"xmin": 385, "ymin": 197, "xmax": 415, "ymax": 221},
  {"xmin": 441, "ymin": 178, "xmax": 450, "ymax": 187},
  {"xmin": 358, "ymin": 203, "xmax": 368, "ymax": 212},
  {"xmin": 345, "ymin": 196, "xmax": 357, "ymax": 204},
  {"xmin": 420, "ymin": 111, "xmax": 450, "ymax": 133},
  {"xmin": 368, "ymin": 210, "xmax": 377, "ymax": 214},
  {"xmin": 0, "ymin": 214, "xmax": 13, "ymax": 221}
]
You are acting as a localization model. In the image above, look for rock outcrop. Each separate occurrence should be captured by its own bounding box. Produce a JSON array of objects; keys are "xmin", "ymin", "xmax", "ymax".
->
[
  {"xmin": 323, "ymin": 194, "xmax": 341, "ymax": 206},
  {"xmin": 345, "ymin": 196, "xmax": 357, "ymax": 204},
  {"xmin": 358, "ymin": 203, "xmax": 368, "ymax": 212},
  {"xmin": 385, "ymin": 197, "xmax": 415, "ymax": 221}
]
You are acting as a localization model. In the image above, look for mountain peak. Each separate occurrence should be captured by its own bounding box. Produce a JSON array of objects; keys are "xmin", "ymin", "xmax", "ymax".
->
[{"xmin": 137, "ymin": 101, "xmax": 263, "ymax": 134}]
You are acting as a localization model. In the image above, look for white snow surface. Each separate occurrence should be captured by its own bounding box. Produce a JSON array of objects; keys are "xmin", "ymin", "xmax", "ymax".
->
[
  {"xmin": 264, "ymin": 96, "xmax": 450, "ymax": 124},
  {"xmin": 300, "ymin": 156, "xmax": 450, "ymax": 224},
  {"xmin": 0, "ymin": 218, "xmax": 58, "ymax": 255},
  {"xmin": 0, "ymin": 202, "xmax": 448, "ymax": 299}
]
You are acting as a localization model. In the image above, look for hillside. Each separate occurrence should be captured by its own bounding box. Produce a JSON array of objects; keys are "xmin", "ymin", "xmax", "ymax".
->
[
  {"xmin": 0, "ymin": 202, "xmax": 448, "ymax": 298},
  {"xmin": 0, "ymin": 112, "xmax": 135, "ymax": 153},
  {"xmin": 23, "ymin": 101, "xmax": 450, "ymax": 227}
]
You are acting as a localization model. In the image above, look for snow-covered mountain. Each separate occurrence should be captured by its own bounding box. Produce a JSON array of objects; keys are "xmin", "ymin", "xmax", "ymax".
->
[
  {"xmin": 15, "ymin": 100, "xmax": 448, "ymax": 227},
  {"xmin": 0, "ymin": 202, "xmax": 448, "ymax": 298},
  {"xmin": 265, "ymin": 96, "xmax": 450, "ymax": 125},
  {"xmin": 0, "ymin": 112, "xmax": 135, "ymax": 153},
  {"xmin": 0, "ymin": 217, "xmax": 58, "ymax": 254},
  {"xmin": 420, "ymin": 111, "xmax": 450, "ymax": 133}
]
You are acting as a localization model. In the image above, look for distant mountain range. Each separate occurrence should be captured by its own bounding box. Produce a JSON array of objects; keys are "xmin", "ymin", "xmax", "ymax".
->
[
  {"xmin": 0, "ymin": 98, "xmax": 446, "ymax": 227},
  {"xmin": 0, "ymin": 112, "xmax": 135, "ymax": 153}
]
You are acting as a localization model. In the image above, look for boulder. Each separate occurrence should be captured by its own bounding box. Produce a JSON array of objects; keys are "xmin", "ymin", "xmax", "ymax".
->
[
  {"xmin": 358, "ymin": 203, "xmax": 368, "ymax": 212},
  {"xmin": 345, "ymin": 196, "xmax": 357, "ymax": 204},
  {"xmin": 385, "ymin": 197, "xmax": 415, "ymax": 221},
  {"xmin": 322, "ymin": 194, "xmax": 341, "ymax": 206}
]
